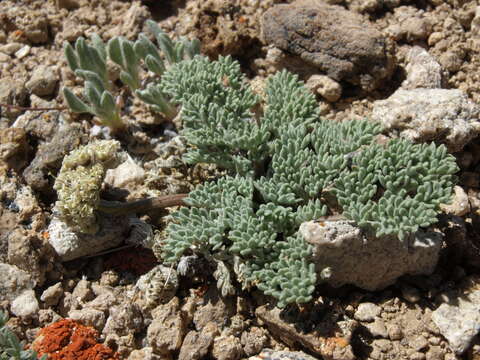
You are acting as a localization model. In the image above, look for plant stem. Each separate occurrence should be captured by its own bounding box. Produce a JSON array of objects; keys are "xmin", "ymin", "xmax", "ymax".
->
[{"xmin": 98, "ymin": 194, "xmax": 187, "ymax": 216}]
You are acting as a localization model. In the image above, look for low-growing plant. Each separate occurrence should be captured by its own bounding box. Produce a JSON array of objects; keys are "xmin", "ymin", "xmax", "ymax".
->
[
  {"xmin": 62, "ymin": 20, "xmax": 201, "ymax": 130},
  {"xmin": 0, "ymin": 311, "xmax": 47, "ymax": 360},
  {"xmin": 60, "ymin": 23, "xmax": 459, "ymax": 308},
  {"xmin": 156, "ymin": 56, "xmax": 458, "ymax": 308}
]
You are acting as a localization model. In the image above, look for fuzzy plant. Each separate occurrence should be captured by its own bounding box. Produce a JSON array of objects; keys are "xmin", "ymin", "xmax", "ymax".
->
[
  {"xmin": 155, "ymin": 55, "xmax": 459, "ymax": 308},
  {"xmin": 62, "ymin": 20, "xmax": 201, "ymax": 130},
  {"xmin": 53, "ymin": 140, "xmax": 187, "ymax": 235},
  {"xmin": 0, "ymin": 311, "xmax": 47, "ymax": 360}
]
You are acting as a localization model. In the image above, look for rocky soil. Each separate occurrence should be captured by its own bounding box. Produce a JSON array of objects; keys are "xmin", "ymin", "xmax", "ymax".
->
[{"xmin": 1, "ymin": 0, "xmax": 480, "ymax": 359}]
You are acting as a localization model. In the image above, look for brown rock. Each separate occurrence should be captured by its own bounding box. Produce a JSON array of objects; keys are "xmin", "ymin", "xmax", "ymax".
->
[
  {"xmin": 262, "ymin": 0, "xmax": 395, "ymax": 91},
  {"xmin": 256, "ymin": 305, "xmax": 356, "ymax": 360},
  {"xmin": 211, "ymin": 335, "xmax": 243, "ymax": 360},
  {"xmin": 147, "ymin": 297, "xmax": 188, "ymax": 356},
  {"xmin": 0, "ymin": 128, "xmax": 30, "ymax": 173},
  {"xmin": 178, "ymin": 322, "xmax": 219, "ymax": 360},
  {"xmin": 23, "ymin": 122, "xmax": 84, "ymax": 194}
]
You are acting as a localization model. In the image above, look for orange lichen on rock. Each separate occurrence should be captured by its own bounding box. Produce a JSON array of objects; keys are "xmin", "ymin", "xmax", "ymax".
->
[{"xmin": 33, "ymin": 319, "xmax": 119, "ymax": 360}]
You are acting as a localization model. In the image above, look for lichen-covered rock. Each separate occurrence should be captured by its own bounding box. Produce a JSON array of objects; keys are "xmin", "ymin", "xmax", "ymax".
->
[
  {"xmin": 102, "ymin": 303, "xmax": 143, "ymax": 337},
  {"xmin": 371, "ymin": 88, "xmax": 480, "ymax": 152},
  {"xmin": 262, "ymin": 0, "xmax": 395, "ymax": 91},
  {"xmin": 135, "ymin": 265, "xmax": 178, "ymax": 308},
  {"xmin": 299, "ymin": 220, "xmax": 443, "ymax": 291}
]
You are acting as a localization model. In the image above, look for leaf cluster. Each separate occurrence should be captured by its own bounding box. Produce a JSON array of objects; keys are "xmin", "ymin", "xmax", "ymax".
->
[{"xmin": 62, "ymin": 21, "xmax": 201, "ymax": 130}]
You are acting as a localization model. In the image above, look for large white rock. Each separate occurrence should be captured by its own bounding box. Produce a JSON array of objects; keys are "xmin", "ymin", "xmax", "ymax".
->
[
  {"xmin": 371, "ymin": 88, "xmax": 480, "ymax": 152},
  {"xmin": 299, "ymin": 219, "xmax": 442, "ymax": 291}
]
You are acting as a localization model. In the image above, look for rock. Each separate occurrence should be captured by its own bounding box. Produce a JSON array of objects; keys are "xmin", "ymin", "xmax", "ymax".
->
[
  {"xmin": 38, "ymin": 309, "xmax": 63, "ymax": 327},
  {"xmin": 135, "ymin": 265, "xmax": 178, "ymax": 308},
  {"xmin": 212, "ymin": 335, "xmax": 243, "ymax": 360},
  {"xmin": 256, "ymin": 305, "xmax": 356, "ymax": 360},
  {"xmin": 11, "ymin": 290, "xmax": 39, "ymax": 319},
  {"xmin": 354, "ymin": 303, "xmax": 381, "ymax": 322},
  {"xmin": 0, "ymin": 128, "xmax": 30, "ymax": 173},
  {"xmin": 128, "ymin": 347, "xmax": 163, "ymax": 360},
  {"xmin": 0, "ymin": 263, "xmax": 36, "ymax": 302},
  {"xmin": 147, "ymin": 297, "xmax": 188, "ymax": 356},
  {"xmin": 40, "ymin": 282, "xmax": 63, "ymax": 307},
  {"xmin": 262, "ymin": 0, "xmax": 395, "ymax": 91},
  {"xmin": 178, "ymin": 322, "xmax": 219, "ymax": 360},
  {"xmin": 23, "ymin": 122, "xmax": 84, "ymax": 194},
  {"xmin": 68, "ymin": 308, "xmax": 106, "ymax": 331},
  {"xmin": 440, "ymin": 186, "xmax": 470, "ymax": 217},
  {"xmin": 0, "ymin": 77, "xmax": 28, "ymax": 119},
  {"xmin": 401, "ymin": 284, "xmax": 422, "ymax": 303},
  {"xmin": 0, "ymin": 43, "xmax": 23, "ymax": 55},
  {"xmin": 25, "ymin": 66, "xmax": 58, "ymax": 97},
  {"xmin": 432, "ymin": 286, "xmax": 480, "ymax": 355},
  {"xmin": 15, "ymin": 45, "xmax": 31, "ymax": 59},
  {"xmin": 102, "ymin": 303, "xmax": 143, "ymax": 336},
  {"xmin": 8, "ymin": 228, "xmax": 53, "ymax": 286},
  {"xmin": 299, "ymin": 220, "xmax": 443, "ymax": 291},
  {"xmin": 47, "ymin": 215, "xmax": 130, "ymax": 261},
  {"xmin": 193, "ymin": 286, "xmax": 236, "ymax": 331},
  {"xmin": 371, "ymin": 88, "xmax": 480, "ymax": 153},
  {"xmin": 250, "ymin": 349, "xmax": 319, "ymax": 360},
  {"xmin": 402, "ymin": 46, "xmax": 442, "ymax": 89},
  {"xmin": 366, "ymin": 319, "xmax": 388, "ymax": 339},
  {"xmin": 104, "ymin": 156, "xmax": 145, "ymax": 189},
  {"xmin": 387, "ymin": 324, "xmax": 404, "ymax": 340},
  {"xmin": 241, "ymin": 326, "xmax": 269, "ymax": 357},
  {"xmin": 71, "ymin": 279, "xmax": 94, "ymax": 307},
  {"xmin": 305, "ymin": 75, "xmax": 342, "ymax": 102},
  {"xmin": 400, "ymin": 16, "xmax": 432, "ymax": 42}
]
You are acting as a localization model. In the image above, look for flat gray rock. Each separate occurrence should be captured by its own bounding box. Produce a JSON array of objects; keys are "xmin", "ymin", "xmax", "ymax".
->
[{"xmin": 371, "ymin": 88, "xmax": 480, "ymax": 153}]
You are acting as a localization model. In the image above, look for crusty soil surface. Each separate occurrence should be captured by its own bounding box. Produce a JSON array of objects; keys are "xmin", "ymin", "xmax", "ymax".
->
[{"xmin": 1, "ymin": 0, "xmax": 479, "ymax": 359}]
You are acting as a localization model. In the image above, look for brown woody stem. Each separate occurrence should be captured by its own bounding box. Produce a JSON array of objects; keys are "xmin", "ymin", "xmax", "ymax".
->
[{"xmin": 97, "ymin": 194, "xmax": 187, "ymax": 216}]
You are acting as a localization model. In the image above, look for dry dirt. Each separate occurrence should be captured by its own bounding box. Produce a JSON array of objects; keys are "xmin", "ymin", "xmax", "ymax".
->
[{"xmin": 1, "ymin": 0, "xmax": 480, "ymax": 359}]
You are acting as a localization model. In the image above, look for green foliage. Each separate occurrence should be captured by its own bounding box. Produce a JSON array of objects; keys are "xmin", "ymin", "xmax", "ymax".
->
[
  {"xmin": 159, "ymin": 55, "xmax": 458, "ymax": 308},
  {"xmin": 0, "ymin": 311, "xmax": 47, "ymax": 360},
  {"xmin": 335, "ymin": 139, "xmax": 459, "ymax": 240},
  {"xmin": 63, "ymin": 34, "xmax": 124, "ymax": 131},
  {"xmin": 63, "ymin": 21, "xmax": 201, "ymax": 128}
]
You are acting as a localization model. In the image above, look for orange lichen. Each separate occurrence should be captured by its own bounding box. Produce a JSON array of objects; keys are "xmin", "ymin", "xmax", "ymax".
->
[{"xmin": 33, "ymin": 319, "xmax": 119, "ymax": 360}]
